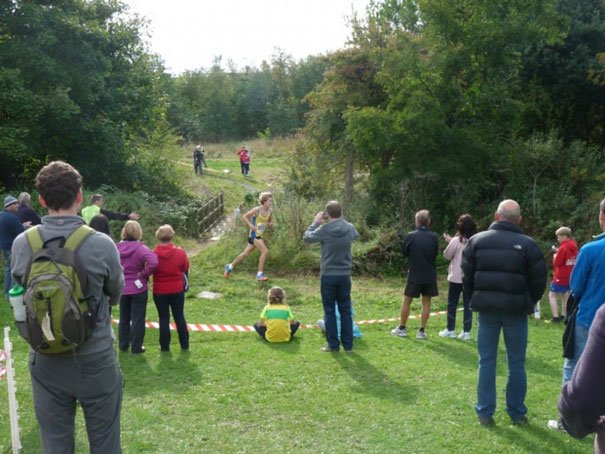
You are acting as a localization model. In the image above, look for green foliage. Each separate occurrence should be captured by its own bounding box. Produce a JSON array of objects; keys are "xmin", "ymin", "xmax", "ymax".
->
[
  {"xmin": 0, "ymin": 0, "xmax": 172, "ymax": 195},
  {"xmin": 167, "ymin": 54, "xmax": 328, "ymax": 142}
]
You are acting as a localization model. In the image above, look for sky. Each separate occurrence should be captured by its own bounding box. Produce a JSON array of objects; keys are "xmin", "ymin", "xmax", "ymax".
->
[{"xmin": 122, "ymin": 0, "xmax": 373, "ymax": 74}]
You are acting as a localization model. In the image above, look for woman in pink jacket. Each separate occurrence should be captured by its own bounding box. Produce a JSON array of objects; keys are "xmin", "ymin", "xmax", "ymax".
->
[
  {"xmin": 439, "ymin": 214, "xmax": 477, "ymax": 340},
  {"xmin": 117, "ymin": 221, "xmax": 158, "ymax": 354}
]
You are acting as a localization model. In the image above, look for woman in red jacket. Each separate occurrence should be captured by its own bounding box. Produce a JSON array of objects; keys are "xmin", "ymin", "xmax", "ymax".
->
[
  {"xmin": 548, "ymin": 226, "xmax": 578, "ymax": 322},
  {"xmin": 152, "ymin": 224, "xmax": 190, "ymax": 352}
]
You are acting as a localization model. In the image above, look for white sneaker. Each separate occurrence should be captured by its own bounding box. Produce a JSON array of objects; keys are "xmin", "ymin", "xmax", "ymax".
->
[
  {"xmin": 416, "ymin": 330, "xmax": 427, "ymax": 340},
  {"xmin": 317, "ymin": 320, "xmax": 326, "ymax": 332},
  {"xmin": 534, "ymin": 302, "xmax": 541, "ymax": 320},
  {"xmin": 390, "ymin": 326, "xmax": 408, "ymax": 337},
  {"xmin": 547, "ymin": 419, "xmax": 567, "ymax": 432},
  {"xmin": 458, "ymin": 331, "xmax": 471, "ymax": 341},
  {"xmin": 439, "ymin": 329, "xmax": 457, "ymax": 338}
]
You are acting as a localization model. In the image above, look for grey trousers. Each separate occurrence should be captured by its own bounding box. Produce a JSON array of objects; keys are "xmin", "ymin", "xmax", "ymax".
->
[{"xmin": 29, "ymin": 347, "xmax": 123, "ymax": 454}]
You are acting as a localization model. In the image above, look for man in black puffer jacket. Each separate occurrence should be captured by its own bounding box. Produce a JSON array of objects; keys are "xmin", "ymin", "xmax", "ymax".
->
[{"xmin": 462, "ymin": 199, "xmax": 546, "ymax": 427}]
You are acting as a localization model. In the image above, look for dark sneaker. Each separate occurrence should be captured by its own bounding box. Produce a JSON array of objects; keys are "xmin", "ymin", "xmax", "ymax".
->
[
  {"xmin": 479, "ymin": 416, "xmax": 495, "ymax": 426},
  {"xmin": 512, "ymin": 416, "xmax": 529, "ymax": 426},
  {"xmin": 321, "ymin": 345, "xmax": 339, "ymax": 353}
]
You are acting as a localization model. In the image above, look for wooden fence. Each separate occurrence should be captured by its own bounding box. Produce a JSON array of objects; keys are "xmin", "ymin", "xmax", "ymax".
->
[{"xmin": 196, "ymin": 191, "xmax": 224, "ymax": 237}]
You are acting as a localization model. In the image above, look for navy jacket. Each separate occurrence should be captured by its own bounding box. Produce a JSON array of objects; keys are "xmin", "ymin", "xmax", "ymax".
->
[
  {"xmin": 462, "ymin": 221, "xmax": 546, "ymax": 314},
  {"xmin": 402, "ymin": 226, "xmax": 438, "ymax": 284},
  {"xmin": 0, "ymin": 209, "xmax": 24, "ymax": 251},
  {"xmin": 16, "ymin": 204, "xmax": 41, "ymax": 226}
]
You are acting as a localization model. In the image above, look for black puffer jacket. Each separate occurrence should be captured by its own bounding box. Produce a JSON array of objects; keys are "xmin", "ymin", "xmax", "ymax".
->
[{"xmin": 462, "ymin": 221, "xmax": 547, "ymax": 314}]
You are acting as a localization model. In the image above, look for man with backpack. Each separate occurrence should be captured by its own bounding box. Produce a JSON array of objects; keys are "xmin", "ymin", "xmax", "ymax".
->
[{"xmin": 11, "ymin": 161, "xmax": 124, "ymax": 453}]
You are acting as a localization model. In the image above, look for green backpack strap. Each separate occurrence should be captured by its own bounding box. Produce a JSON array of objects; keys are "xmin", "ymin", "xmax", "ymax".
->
[
  {"xmin": 64, "ymin": 225, "xmax": 95, "ymax": 252},
  {"xmin": 25, "ymin": 226, "xmax": 44, "ymax": 252}
]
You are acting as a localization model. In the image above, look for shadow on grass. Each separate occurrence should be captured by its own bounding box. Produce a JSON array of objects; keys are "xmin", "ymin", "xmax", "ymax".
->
[
  {"xmin": 422, "ymin": 336, "xmax": 563, "ymax": 380},
  {"xmin": 261, "ymin": 335, "xmax": 302, "ymax": 353},
  {"xmin": 119, "ymin": 349, "xmax": 202, "ymax": 396},
  {"xmin": 421, "ymin": 337, "xmax": 478, "ymax": 369},
  {"xmin": 486, "ymin": 418, "xmax": 592, "ymax": 454},
  {"xmin": 332, "ymin": 349, "xmax": 418, "ymax": 404}
]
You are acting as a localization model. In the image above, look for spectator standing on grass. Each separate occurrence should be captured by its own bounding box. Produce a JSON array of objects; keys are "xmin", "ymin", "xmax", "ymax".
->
[
  {"xmin": 462, "ymin": 199, "xmax": 546, "ymax": 426},
  {"xmin": 11, "ymin": 161, "xmax": 124, "ymax": 452},
  {"xmin": 117, "ymin": 220, "xmax": 158, "ymax": 354},
  {"xmin": 562, "ymin": 200, "xmax": 605, "ymax": 382},
  {"xmin": 548, "ymin": 200, "xmax": 605, "ymax": 433},
  {"xmin": 547, "ymin": 226, "xmax": 577, "ymax": 323},
  {"xmin": 439, "ymin": 214, "xmax": 477, "ymax": 340},
  {"xmin": 391, "ymin": 209, "xmax": 439, "ymax": 340},
  {"xmin": 254, "ymin": 286, "xmax": 300, "ymax": 342},
  {"xmin": 303, "ymin": 200, "xmax": 359, "ymax": 353},
  {"xmin": 81, "ymin": 193, "xmax": 139, "ymax": 225},
  {"xmin": 193, "ymin": 144, "xmax": 208, "ymax": 175},
  {"xmin": 242, "ymin": 147, "xmax": 250, "ymax": 175},
  {"xmin": 237, "ymin": 145, "xmax": 249, "ymax": 175},
  {"xmin": 224, "ymin": 192, "xmax": 274, "ymax": 282},
  {"xmin": 153, "ymin": 224, "xmax": 190, "ymax": 352},
  {"xmin": 557, "ymin": 304, "xmax": 605, "ymax": 452},
  {"xmin": 16, "ymin": 192, "xmax": 41, "ymax": 226},
  {"xmin": 1, "ymin": 196, "xmax": 26, "ymax": 298}
]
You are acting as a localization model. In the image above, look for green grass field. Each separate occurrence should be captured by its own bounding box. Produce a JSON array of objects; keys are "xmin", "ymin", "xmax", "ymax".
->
[{"xmin": 0, "ymin": 139, "xmax": 594, "ymax": 452}]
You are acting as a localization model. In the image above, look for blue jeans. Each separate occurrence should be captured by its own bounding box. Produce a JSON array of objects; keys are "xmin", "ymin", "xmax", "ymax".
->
[
  {"xmin": 3, "ymin": 249, "xmax": 12, "ymax": 297},
  {"xmin": 446, "ymin": 282, "xmax": 472, "ymax": 332},
  {"xmin": 476, "ymin": 312, "xmax": 528, "ymax": 421},
  {"xmin": 320, "ymin": 275, "xmax": 353, "ymax": 351},
  {"xmin": 153, "ymin": 292, "xmax": 189, "ymax": 350},
  {"xmin": 562, "ymin": 323, "xmax": 589, "ymax": 384}
]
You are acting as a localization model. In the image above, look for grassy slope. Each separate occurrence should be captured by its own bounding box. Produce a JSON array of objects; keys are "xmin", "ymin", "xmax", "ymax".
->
[{"xmin": 0, "ymin": 138, "xmax": 591, "ymax": 453}]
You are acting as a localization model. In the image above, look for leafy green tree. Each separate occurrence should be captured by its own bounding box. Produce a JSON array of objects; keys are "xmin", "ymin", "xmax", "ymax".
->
[{"xmin": 0, "ymin": 0, "xmax": 171, "ymax": 191}]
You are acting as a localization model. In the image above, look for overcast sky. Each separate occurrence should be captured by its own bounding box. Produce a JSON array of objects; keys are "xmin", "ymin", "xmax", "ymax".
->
[{"xmin": 122, "ymin": 0, "xmax": 372, "ymax": 74}]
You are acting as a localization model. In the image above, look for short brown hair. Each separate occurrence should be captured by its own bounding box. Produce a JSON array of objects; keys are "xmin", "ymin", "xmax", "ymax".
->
[
  {"xmin": 35, "ymin": 161, "xmax": 82, "ymax": 210},
  {"xmin": 121, "ymin": 220, "xmax": 143, "ymax": 241},
  {"xmin": 155, "ymin": 224, "xmax": 175, "ymax": 243},
  {"xmin": 325, "ymin": 200, "xmax": 342, "ymax": 219}
]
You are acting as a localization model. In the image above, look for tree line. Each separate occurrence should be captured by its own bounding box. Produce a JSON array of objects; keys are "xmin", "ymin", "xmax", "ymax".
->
[{"xmin": 2, "ymin": 0, "xmax": 605, "ymax": 242}]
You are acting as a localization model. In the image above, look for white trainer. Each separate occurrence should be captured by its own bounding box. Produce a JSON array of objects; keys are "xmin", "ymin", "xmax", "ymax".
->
[
  {"xmin": 534, "ymin": 302, "xmax": 541, "ymax": 320},
  {"xmin": 390, "ymin": 326, "xmax": 408, "ymax": 337},
  {"xmin": 416, "ymin": 330, "xmax": 427, "ymax": 340},
  {"xmin": 458, "ymin": 331, "xmax": 471, "ymax": 341},
  {"xmin": 439, "ymin": 329, "xmax": 457, "ymax": 338},
  {"xmin": 547, "ymin": 419, "xmax": 567, "ymax": 432}
]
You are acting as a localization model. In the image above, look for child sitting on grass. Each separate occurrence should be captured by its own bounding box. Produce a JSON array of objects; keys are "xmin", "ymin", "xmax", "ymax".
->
[{"xmin": 254, "ymin": 287, "xmax": 300, "ymax": 342}]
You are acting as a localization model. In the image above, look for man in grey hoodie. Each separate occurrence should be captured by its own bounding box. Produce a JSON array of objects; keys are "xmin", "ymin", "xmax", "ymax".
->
[
  {"xmin": 304, "ymin": 200, "xmax": 359, "ymax": 352},
  {"xmin": 11, "ymin": 161, "xmax": 124, "ymax": 453}
]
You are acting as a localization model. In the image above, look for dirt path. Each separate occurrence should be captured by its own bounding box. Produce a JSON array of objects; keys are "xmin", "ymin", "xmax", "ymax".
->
[{"xmin": 174, "ymin": 159, "xmax": 258, "ymax": 258}]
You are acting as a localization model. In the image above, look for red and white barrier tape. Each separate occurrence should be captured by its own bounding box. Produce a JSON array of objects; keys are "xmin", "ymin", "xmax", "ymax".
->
[
  {"xmin": 0, "ymin": 350, "xmax": 6, "ymax": 380},
  {"xmin": 111, "ymin": 309, "xmax": 449, "ymax": 333}
]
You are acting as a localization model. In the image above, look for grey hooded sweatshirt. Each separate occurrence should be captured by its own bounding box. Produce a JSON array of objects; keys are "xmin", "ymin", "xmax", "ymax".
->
[{"xmin": 303, "ymin": 217, "xmax": 359, "ymax": 276}]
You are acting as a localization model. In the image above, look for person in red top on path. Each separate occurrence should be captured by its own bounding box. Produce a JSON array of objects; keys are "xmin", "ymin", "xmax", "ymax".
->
[
  {"xmin": 548, "ymin": 226, "xmax": 578, "ymax": 322},
  {"xmin": 152, "ymin": 224, "xmax": 190, "ymax": 352},
  {"xmin": 237, "ymin": 145, "xmax": 250, "ymax": 175}
]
